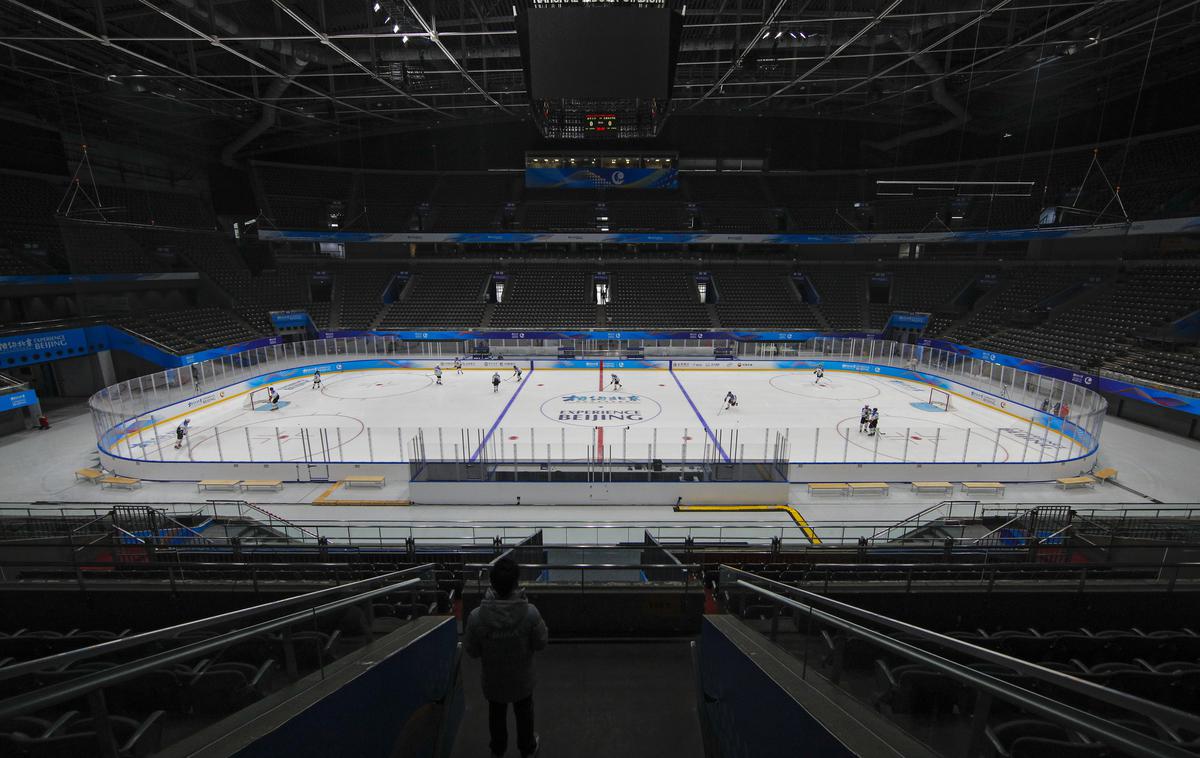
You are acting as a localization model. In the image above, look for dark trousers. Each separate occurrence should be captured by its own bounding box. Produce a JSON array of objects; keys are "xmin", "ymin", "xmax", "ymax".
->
[{"xmin": 488, "ymin": 696, "xmax": 535, "ymax": 756}]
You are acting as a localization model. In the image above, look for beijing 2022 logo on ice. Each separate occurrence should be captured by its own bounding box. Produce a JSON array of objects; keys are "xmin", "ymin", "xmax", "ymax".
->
[{"xmin": 540, "ymin": 393, "xmax": 661, "ymax": 427}]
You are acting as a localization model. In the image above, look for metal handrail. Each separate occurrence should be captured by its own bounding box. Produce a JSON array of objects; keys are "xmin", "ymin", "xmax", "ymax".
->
[
  {"xmin": 0, "ymin": 563, "xmax": 436, "ymax": 682},
  {"xmin": 723, "ymin": 566, "xmax": 1200, "ymax": 734},
  {"xmin": 111, "ymin": 525, "xmax": 145, "ymax": 545},
  {"xmin": 0, "ymin": 574, "xmax": 428, "ymax": 720},
  {"xmin": 866, "ymin": 500, "xmax": 976, "ymax": 541},
  {"xmin": 802, "ymin": 561, "xmax": 1198, "ymax": 572},
  {"xmin": 970, "ymin": 509, "xmax": 1034, "ymax": 545},
  {"xmin": 466, "ymin": 563, "xmax": 699, "ymax": 570},
  {"xmin": 731, "ymin": 579, "xmax": 1193, "ymax": 758},
  {"xmin": 68, "ymin": 512, "xmax": 114, "ymax": 535},
  {"xmin": 644, "ymin": 530, "xmax": 685, "ymax": 567}
]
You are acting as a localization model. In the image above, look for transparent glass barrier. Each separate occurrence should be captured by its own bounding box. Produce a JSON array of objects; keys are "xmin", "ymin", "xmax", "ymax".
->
[{"xmin": 90, "ymin": 337, "xmax": 1107, "ymax": 466}]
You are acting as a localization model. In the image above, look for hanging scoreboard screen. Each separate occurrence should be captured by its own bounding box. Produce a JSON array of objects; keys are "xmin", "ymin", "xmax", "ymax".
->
[
  {"xmin": 585, "ymin": 113, "xmax": 618, "ymax": 135},
  {"xmin": 524, "ymin": 6, "xmax": 674, "ymax": 100}
]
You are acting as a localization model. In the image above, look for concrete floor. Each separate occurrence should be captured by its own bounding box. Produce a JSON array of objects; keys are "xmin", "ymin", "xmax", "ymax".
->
[{"xmin": 449, "ymin": 641, "xmax": 704, "ymax": 758}]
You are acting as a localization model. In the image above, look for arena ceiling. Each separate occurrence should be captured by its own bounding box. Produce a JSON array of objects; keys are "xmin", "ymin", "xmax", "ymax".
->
[{"xmin": 1, "ymin": 0, "xmax": 1198, "ymax": 164}]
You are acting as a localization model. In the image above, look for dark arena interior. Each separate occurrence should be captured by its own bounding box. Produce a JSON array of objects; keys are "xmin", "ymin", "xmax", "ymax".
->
[{"xmin": 3, "ymin": 0, "xmax": 1200, "ymax": 756}]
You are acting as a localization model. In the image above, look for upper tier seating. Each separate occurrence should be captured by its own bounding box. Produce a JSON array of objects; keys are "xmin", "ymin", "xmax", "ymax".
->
[{"xmin": 0, "ymin": 172, "xmax": 68, "ymax": 269}]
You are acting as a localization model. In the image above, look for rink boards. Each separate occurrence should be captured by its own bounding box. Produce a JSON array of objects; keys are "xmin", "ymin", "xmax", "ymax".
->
[{"xmin": 95, "ymin": 358, "xmax": 1100, "ymax": 494}]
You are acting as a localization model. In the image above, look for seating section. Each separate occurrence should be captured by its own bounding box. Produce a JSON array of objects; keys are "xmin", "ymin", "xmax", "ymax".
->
[
  {"xmin": 520, "ymin": 203, "xmax": 597, "ymax": 231},
  {"xmin": 244, "ymin": 130, "xmax": 1200, "ymax": 235},
  {"xmin": 110, "ymin": 308, "xmax": 259, "ymax": 353},
  {"xmin": 730, "ymin": 581, "xmax": 1200, "ymax": 758},
  {"xmin": 354, "ymin": 172, "xmax": 436, "ymax": 230},
  {"xmin": 375, "ymin": 267, "xmax": 490, "ymax": 328},
  {"xmin": 940, "ymin": 266, "xmax": 1092, "ymax": 342},
  {"xmin": 0, "ymin": 172, "xmax": 68, "ymax": 270},
  {"xmin": 604, "ymin": 202, "xmax": 691, "ymax": 231},
  {"xmin": 605, "ymin": 270, "xmax": 712, "ymax": 329},
  {"xmin": 58, "ymin": 221, "xmax": 163, "ymax": 273},
  {"xmin": 490, "ymin": 269, "xmax": 596, "ymax": 329},
  {"xmin": 712, "ymin": 269, "xmax": 823, "ymax": 329},
  {"xmin": 979, "ymin": 266, "xmax": 1200, "ymax": 372},
  {"xmin": 804, "ymin": 266, "xmax": 867, "ymax": 330},
  {"xmin": 868, "ymin": 268, "xmax": 978, "ymax": 329},
  {"xmin": 0, "ymin": 247, "xmax": 52, "ymax": 275},
  {"xmin": 256, "ymin": 164, "xmax": 356, "ymax": 230},
  {"xmin": 334, "ymin": 267, "xmax": 394, "ymax": 328},
  {"xmin": 0, "ymin": 583, "xmax": 444, "ymax": 755}
]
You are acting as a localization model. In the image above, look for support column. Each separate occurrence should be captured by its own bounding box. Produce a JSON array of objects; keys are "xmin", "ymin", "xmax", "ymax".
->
[{"xmin": 95, "ymin": 350, "xmax": 117, "ymax": 387}]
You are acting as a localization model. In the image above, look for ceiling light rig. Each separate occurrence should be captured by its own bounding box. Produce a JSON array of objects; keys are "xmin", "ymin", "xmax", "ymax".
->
[{"xmin": 373, "ymin": 1, "xmax": 412, "ymax": 38}]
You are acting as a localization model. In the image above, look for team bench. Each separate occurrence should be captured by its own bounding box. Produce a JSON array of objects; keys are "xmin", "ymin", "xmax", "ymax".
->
[
  {"xmin": 961, "ymin": 481, "xmax": 1006, "ymax": 496},
  {"xmin": 1055, "ymin": 476, "xmax": 1096, "ymax": 490},
  {"xmin": 808, "ymin": 483, "xmax": 849, "ymax": 496},
  {"xmin": 240, "ymin": 480, "xmax": 284, "ymax": 492},
  {"xmin": 198, "ymin": 479, "xmax": 241, "ymax": 492},
  {"xmin": 75, "ymin": 468, "xmax": 105, "ymax": 484},
  {"xmin": 848, "ymin": 482, "xmax": 890, "ymax": 496},
  {"xmin": 910, "ymin": 481, "xmax": 954, "ymax": 495},
  {"xmin": 99, "ymin": 476, "xmax": 142, "ymax": 490},
  {"xmin": 343, "ymin": 475, "xmax": 386, "ymax": 488},
  {"xmin": 1093, "ymin": 468, "xmax": 1118, "ymax": 483}
]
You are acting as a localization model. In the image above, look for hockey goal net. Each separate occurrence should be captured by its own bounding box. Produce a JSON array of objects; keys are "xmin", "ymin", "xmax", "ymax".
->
[
  {"xmin": 243, "ymin": 387, "xmax": 273, "ymax": 411},
  {"xmin": 928, "ymin": 388, "xmax": 952, "ymax": 412}
]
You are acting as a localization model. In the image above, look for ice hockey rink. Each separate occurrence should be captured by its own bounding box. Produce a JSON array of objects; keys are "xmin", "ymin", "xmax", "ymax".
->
[{"xmin": 113, "ymin": 366, "xmax": 1087, "ymax": 465}]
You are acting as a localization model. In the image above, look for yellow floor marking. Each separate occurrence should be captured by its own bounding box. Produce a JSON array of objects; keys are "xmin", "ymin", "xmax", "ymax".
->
[
  {"xmin": 674, "ymin": 504, "xmax": 821, "ymax": 545},
  {"xmin": 311, "ymin": 479, "xmax": 410, "ymax": 506}
]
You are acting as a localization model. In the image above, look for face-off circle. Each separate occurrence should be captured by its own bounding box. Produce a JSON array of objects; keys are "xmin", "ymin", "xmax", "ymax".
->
[
  {"xmin": 319, "ymin": 372, "xmax": 430, "ymax": 399},
  {"xmin": 768, "ymin": 373, "xmax": 881, "ymax": 401},
  {"xmin": 539, "ymin": 391, "xmax": 663, "ymax": 427}
]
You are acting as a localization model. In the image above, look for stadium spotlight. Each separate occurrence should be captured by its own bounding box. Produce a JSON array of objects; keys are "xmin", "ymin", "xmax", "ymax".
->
[
  {"xmin": 402, "ymin": 33, "xmax": 409, "ymax": 43},
  {"xmin": 373, "ymin": 2, "xmax": 380, "ymax": 11},
  {"xmin": 774, "ymin": 30, "xmax": 783, "ymax": 39},
  {"xmin": 393, "ymin": 23, "xmax": 400, "ymax": 33}
]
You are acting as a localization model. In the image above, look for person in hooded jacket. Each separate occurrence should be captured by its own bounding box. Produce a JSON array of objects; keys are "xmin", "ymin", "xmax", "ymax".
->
[{"xmin": 465, "ymin": 557, "xmax": 548, "ymax": 758}]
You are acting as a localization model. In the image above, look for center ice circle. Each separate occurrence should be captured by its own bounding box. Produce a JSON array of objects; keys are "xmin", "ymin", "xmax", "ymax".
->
[{"xmin": 539, "ymin": 391, "xmax": 663, "ymax": 427}]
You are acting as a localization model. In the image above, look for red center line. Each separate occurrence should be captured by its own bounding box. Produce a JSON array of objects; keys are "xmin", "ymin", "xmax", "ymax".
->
[{"xmin": 596, "ymin": 359, "xmax": 604, "ymax": 462}]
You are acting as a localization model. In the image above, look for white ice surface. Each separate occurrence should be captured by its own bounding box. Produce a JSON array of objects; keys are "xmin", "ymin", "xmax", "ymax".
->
[{"xmin": 110, "ymin": 367, "xmax": 1084, "ymax": 465}]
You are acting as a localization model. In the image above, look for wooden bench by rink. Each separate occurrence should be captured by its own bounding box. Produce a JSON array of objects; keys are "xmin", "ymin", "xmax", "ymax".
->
[
  {"xmin": 848, "ymin": 482, "xmax": 889, "ymax": 496},
  {"xmin": 910, "ymin": 481, "xmax": 954, "ymax": 495},
  {"xmin": 99, "ymin": 476, "xmax": 142, "ymax": 490},
  {"xmin": 343, "ymin": 475, "xmax": 386, "ymax": 488},
  {"xmin": 198, "ymin": 480, "xmax": 241, "ymax": 492},
  {"xmin": 240, "ymin": 480, "xmax": 284, "ymax": 492},
  {"xmin": 962, "ymin": 481, "xmax": 1006, "ymax": 496},
  {"xmin": 75, "ymin": 468, "xmax": 105, "ymax": 484},
  {"xmin": 808, "ymin": 483, "xmax": 849, "ymax": 496},
  {"xmin": 1093, "ymin": 468, "xmax": 1118, "ymax": 483},
  {"xmin": 1056, "ymin": 476, "xmax": 1095, "ymax": 490}
]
